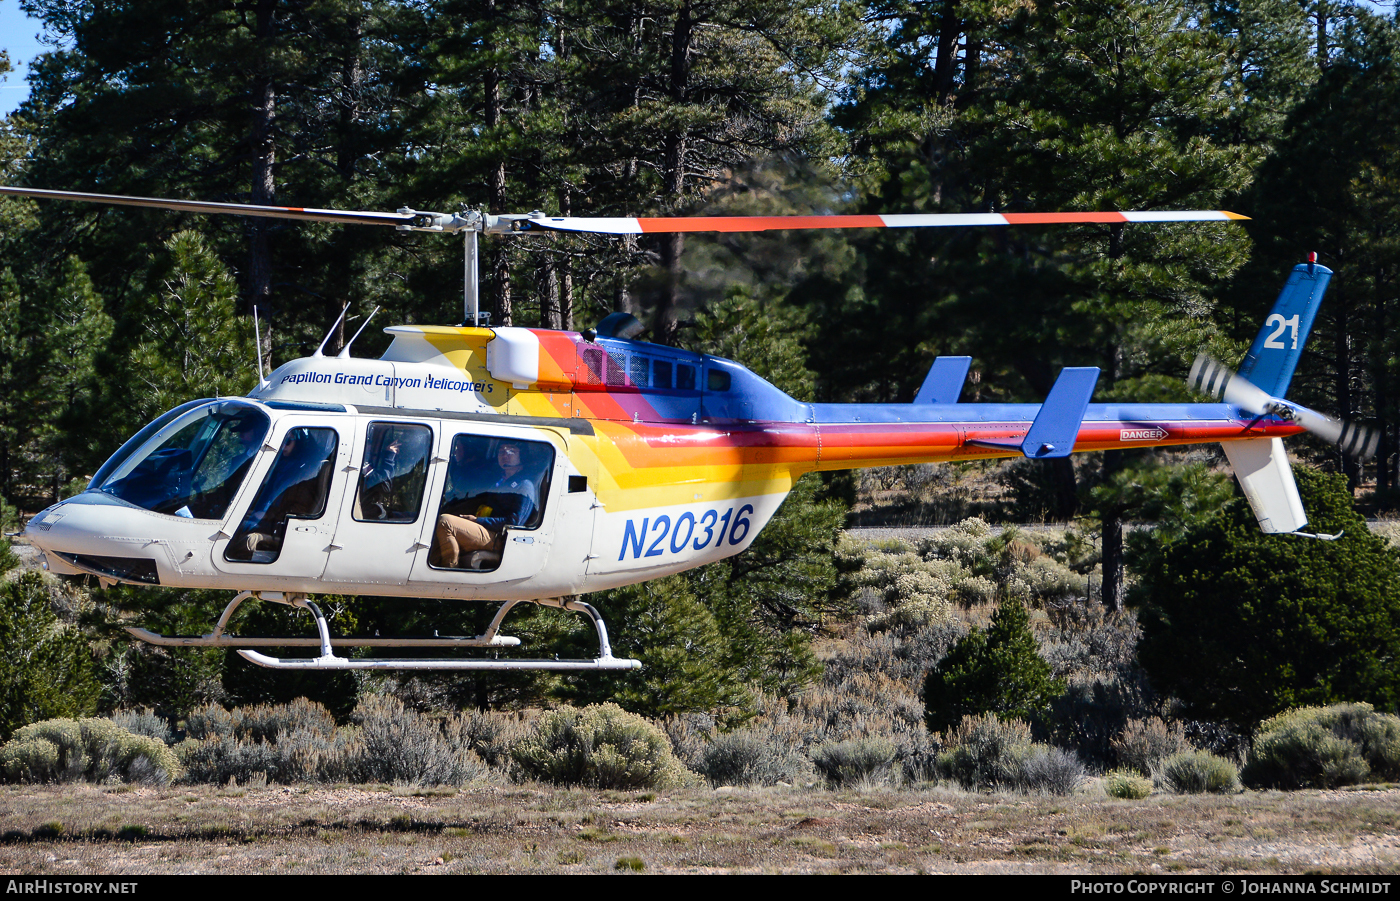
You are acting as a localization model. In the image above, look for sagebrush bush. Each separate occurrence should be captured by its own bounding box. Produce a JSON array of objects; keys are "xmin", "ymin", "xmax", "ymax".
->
[
  {"xmin": 109, "ymin": 709, "xmax": 174, "ymax": 746},
  {"xmin": 511, "ymin": 703, "xmax": 698, "ymax": 789},
  {"xmin": 702, "ymin": 729, "xmax": 812, "ymax": 787},
  {"xmin": 179, "ymin": 698, "xmax": 354, "ymax": 784},
  {"xmin": 1104, "ymin": 769, "xmax": 1153, "ymax": 799},
  {"xmin": 1, "ymin": 717, "xmax": 182, "ymax": 785},
  {"xmin": 1111, "ymin": 717, "xmax": 1191, "ymax": 775},
  {"xmin": 810, "ymin": 737, "xmax": 898, "ymax": 788},
  {"xmin": 353, "ymin": 694, "xmax": 489, "ymax": 785},
  {"xmin": 185, "ymin": 696, "xmax": 335, "ymax": 743},
  {"xmin": 1243, "ymin": 703, "xmax": 1400, "ymax": 789},
  {"xmin": 1159, "ymin": 750, "xmax": 1240, "ymax": 794},
  {"xmin": 177, "ymin": 721, "xmax": 360, "ymax": 785},
  {"xmin": 936, "ymin": 714, "xmax": 1085, "ymax": 794},
  {"xmin": 455, "ymin": 710, "xmax": 532, "ymax": 769},
  {"xmin": 178, "ymin": 696, "xmax": 494, "ymax": 786}
]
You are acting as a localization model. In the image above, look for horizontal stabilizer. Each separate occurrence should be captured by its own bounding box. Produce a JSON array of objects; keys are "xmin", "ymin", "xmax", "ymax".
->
[
  {"xmin": 1021, "ymin": 367, "xmax": 1100, "ymax": 458},
  {"xmin": 914, "ymin": 356, "xmax": 972, "ymax": 404},
  {"xmin": 1222, "ymin": 437, "xmax": 1308, "ymax": 534}
]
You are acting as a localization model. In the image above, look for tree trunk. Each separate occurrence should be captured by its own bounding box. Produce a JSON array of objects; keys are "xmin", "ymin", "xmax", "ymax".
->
[
  {"xmin": 932, "ymin": 1, "xmax": 962, "ymax": 104},
  {"xmin": 485, "ymin": 0, "xmax": 511, "ymax": 326},
  {"xmin": 543, "ymin": 244, "xmax": 561, "ymax": 329},
  {"xmin": 1101, "ymin": 451, "xmax": 1125, "ymax": 612},
  {"xmin": 654, "ymin": 0, "xmax": 693, "ymax": 344}
]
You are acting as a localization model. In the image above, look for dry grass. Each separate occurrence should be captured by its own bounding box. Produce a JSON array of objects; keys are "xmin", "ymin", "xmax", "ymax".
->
[{"xmin": 1, "ymin": 781, "xmax": 1398, "ymax": 874}]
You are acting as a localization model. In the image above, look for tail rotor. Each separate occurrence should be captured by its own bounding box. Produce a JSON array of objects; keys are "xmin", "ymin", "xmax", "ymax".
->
[{"xmin": 1189, "ymin": 354, "xmax": 1379, "ymax": 460}]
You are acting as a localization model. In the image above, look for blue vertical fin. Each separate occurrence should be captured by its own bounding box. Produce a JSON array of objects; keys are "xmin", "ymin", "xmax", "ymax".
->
[
  {"xmin": 914, "ymin": 356, "xmax": 972, "ymax": 404},
  {"xmin": 1238, "ymin": 262, "xmax": 1332, "ymax": 397}
]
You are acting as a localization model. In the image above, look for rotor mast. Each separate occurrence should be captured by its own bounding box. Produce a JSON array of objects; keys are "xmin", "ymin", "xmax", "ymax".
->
[{"xmin": 390, "ymin": 206, "xmax": 547, "ymax": 327}]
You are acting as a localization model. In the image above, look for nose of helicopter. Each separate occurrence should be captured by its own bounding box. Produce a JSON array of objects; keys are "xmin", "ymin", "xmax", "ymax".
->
[{"xmin": 23, "ymin": 493, "xmax": 197, "ymax": 585}]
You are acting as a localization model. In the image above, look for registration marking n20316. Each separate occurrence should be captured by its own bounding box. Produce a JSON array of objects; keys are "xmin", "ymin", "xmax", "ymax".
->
[{"xmin": 619, "ymin": 504, "xmax": 754, "ymax": 560}]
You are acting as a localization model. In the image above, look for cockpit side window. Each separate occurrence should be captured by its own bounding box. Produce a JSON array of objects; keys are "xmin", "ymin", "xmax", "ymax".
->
[
  {"xmin": 93, "ymin": 401, "xmax": 270, "ymax": 520},
  {"xmin": 224, "ymin": 427, "xmax": 338, "ymax": 564},
  {"xmin": 353, "ymin": 422, "xmax": 433, "ymax": 523},
  {"xmin": 429, "ymin": 433, "xmax": 555, "ymax": 571}
]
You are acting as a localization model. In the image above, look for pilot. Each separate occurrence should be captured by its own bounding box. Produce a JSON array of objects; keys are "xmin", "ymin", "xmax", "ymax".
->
[
  {"xmin": 433, "ymin": 441, "xmax": 539, "ymax": 568},
  {"xmin": 192, "ymin": 414, "xmax": 264, "ymax": 519},
  {"xmin": 442, "ymin": 436, "xmax": 490, "ymax": 504}
]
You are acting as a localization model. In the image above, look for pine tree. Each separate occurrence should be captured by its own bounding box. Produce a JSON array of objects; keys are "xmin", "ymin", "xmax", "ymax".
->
[
  {"xmin": 123, "ymin": 232, "xmax": 258, "ymax": 427},
  {"xmin": 1133, "ymin": 468, "xmax": 1400, "ymax": 732},
  {"xmin": 0, "ymin": 574, "xmax": 100, "ymax": 740},
  {"xmin": 922, "ymin": 597, "xmax": 1065, "ymax": 735}
]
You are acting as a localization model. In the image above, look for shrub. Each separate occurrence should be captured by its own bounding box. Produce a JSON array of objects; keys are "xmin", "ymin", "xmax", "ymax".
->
[
  {"xmin": 353, "ymin": 694, "xmax": 489, "ymax": 785},
  {"xmin": 455, "ymin": 710, "xmax": 532, "ymax": 770},
  {"xmin": 701, "ymin": 730, "xmax": 811, "ymax": 787},
  {"xmin": 936, "ymin": 714, "xmax": 1085, "ymax": 794},
  {"xmin": 810, "ymin": 737, "xmax": 898, "ymax": 788},
  {"xmin": 1017, "ymin": 745, "xmax": 1088, "ymax": 795},
  {"xmin": 1243, "ymin": 703, "xmax": 1400, "ymax": 789},
  {"xmin": 178, "ymin": 699, "xmax": 358, "ymax": 785},
  {"xmin": 0, "ymin": 718, "xmax": 182, "ymax": 785},
  {"xmin": 1111, "ymin": 717, "xmax": 1191, "ymax": 775},
  {"xmin": 109, "ymin": 709, "xmax": 174, "ymax": 746},
  {"xmin": 511, "ymin": 703, "xmax": 698, "ymax": 789},
  {"xmin": 1104, "ymin": 769, "xmax": 1154, "ymax": 799},
  {"xmin": 1159, "ymin": 751, "xmax": 1240, "ymax": 794},
  {"xmin": 923, "ymin": 599, "xmax": 1065, "ymax": 734}
]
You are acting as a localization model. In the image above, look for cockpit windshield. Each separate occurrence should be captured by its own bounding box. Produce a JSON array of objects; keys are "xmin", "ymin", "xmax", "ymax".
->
[{"xmin": 91, "ymin": 400, "xmax": 271, "ymax": 520}]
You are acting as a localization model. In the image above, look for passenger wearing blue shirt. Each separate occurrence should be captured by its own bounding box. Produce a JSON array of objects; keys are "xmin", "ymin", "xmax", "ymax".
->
[{"xmin": 432, "ymin": 441, "xmax": 538, "ymax": 568}]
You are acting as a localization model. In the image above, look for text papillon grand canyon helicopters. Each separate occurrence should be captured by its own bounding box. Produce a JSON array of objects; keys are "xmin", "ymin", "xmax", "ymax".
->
[{"xmin": 1, "ymin": 185, "xmax": 1374, "ymax": 673}]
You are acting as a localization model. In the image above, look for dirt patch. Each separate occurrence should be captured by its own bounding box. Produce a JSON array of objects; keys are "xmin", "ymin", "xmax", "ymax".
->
[{"xmin": 2, "ymin": 782, "xmax": 1397, "ymax": 875}]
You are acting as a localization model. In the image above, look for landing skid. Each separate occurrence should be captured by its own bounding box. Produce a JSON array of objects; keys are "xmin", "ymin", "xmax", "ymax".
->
[{"xmin": 126, "ymin": 590, "xmax": 641, "ymax": 672}]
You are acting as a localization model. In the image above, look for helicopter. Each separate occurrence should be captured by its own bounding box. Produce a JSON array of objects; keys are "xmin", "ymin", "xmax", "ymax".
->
[{"xmin": 2, "ymin": 185, "xmax": 1376, "ymax": 673}]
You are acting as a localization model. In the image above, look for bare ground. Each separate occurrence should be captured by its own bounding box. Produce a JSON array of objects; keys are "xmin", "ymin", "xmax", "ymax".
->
[{"xmin": 2, "ymin": 782, "xmax": 1398, "ymax": 875}]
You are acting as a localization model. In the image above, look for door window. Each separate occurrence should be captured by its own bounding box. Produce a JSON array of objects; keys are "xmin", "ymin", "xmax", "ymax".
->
[
  {"xmin": 430, "ymin": 434, "xmax": 555, "ymax": 570},
  {"xmin": 224, "ymin": 427, "xmax": 338, "ymax": 563},
  {"xmin": 353, "ymin": 422, "xmax": 433, "ymax": 523}
]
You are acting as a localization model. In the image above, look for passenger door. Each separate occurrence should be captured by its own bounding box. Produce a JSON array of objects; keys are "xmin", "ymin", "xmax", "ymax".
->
[
  {"xmin": 408, "ymin": 428, "xmax": 564, "ymax": 590},
  {"xmin": 212, "ymin": 419, "xmax": 348, "ymax": 581},
  {"xmin": 321, "ymin": 419, "xmax": 437, "ymax": 588}
]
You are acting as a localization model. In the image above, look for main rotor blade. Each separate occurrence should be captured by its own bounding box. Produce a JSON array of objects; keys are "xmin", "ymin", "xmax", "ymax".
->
[
  {"xmin": 0, "ymin": 185, "xmax": 417, "ymax": 227},
  {"xmin": 519, "ymin": 210, "xmax": 1249, "ymax": 235},
  {"xmin": 1189, "ymin": 354, "xmax": 1379, "ymax": 460}
]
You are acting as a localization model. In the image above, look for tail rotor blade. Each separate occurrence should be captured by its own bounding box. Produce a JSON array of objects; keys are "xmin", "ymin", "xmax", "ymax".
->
[
  {"xmin": 1189, "ymin": 354, "xmax": 1379, "ymax": 460},
  {"xmin": 1189, "ymin": 354, "xmax": 1273, "ymax": 415},
  {"xmin": 1286, "ymin": 406, "xmax": 1380, "ymax": 460}
]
